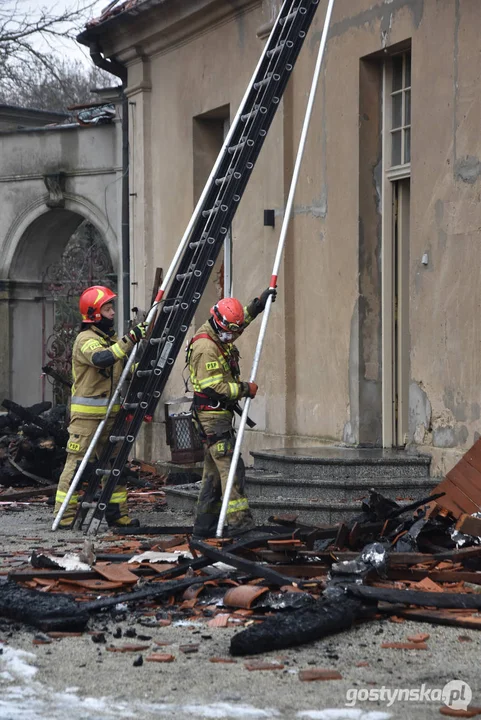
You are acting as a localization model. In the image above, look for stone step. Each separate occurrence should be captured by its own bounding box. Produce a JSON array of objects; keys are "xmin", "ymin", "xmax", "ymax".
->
[
  {"xmin": 251, "ymin": 446, "xmax": 431, "ymax": 480},
  {"xmin": 163, "ymin": 483, "xmax": 366, "ymax": 525},
  {"xmin": 244, "ymin": 469, "xmax": 436, "ymax": 504}
]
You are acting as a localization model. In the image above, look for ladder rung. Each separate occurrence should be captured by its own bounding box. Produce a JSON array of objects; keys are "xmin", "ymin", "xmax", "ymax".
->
[
  {"xmin": 215, "ymin": 170, "xmax": 233, "ymax": 185},
  {"xmin": 279, "ymin": 10, "xmax": 298, "ymax": 26},
  {"xmin": 254, "ymin": 73, "xmax": 273, "ymax": 90},
  {"xmin": 241, "ymin": 104, "xmax": 268, "ymax": 122},
  {"xmin": 109, "ymin": 436, "xmax": 125, "ymax": 442},
  {"xmin": 202, "ymin": 206, "xmax": 219, "ymax": 218},
  {"xmin": 241, "ymin": 104, "xmax": 259, "ymax": 121},
  {"xmin": 267, "ymin": 40, "xmax": 285, "ymax": 58},
  {"xmin": 123, "ymin": 403, "xmax": 139, "ymax": 409},
  {"xmin": 228, "ymin": 141, "xmax": 246, "ymax": 154},
  {"xmin": 95, "ymin": 468, "xmax": 110, "ymax": 476},
  {"xmin": 176, "ymin": 272, "xmax": 192, "ymax": 281},
  {"xmin": 136, "ymin": 369, "xmax": 153, "ymax": 376}
]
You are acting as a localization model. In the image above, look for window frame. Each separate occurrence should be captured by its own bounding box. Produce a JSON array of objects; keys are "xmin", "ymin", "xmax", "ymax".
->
[
  {"xmin": 381, "ymin": 46, "xmax": 412, "ymax": 447},
  {"xmin": 386, "ymin": 51, "xmax": 411, "ymax": 179}
]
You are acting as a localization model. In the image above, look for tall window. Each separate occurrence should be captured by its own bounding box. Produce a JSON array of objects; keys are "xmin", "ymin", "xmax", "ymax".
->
[
  {"xmin": 390, "ymin": 52, "xmax": 411, "ymax": 168},
  {"xmin": 381, "ymin": 46, "xmax": 412, "ymax": 447}
]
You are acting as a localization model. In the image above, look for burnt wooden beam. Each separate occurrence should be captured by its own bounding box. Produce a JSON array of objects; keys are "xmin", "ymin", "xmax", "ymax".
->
[
  {"xmin": 8, "ymin": 566, "xmax": 156, "ymax": 582},
  {"xmin": 230, "ymin": 596, "xmax": 363, "ymax": 656},
  {"xmin": 347, "ymin": 584, "xmax": 481, "ymax": 610},
  {"xmin": 0, "ymin": 579, "xmax": 89, "ymax": 631},
  {"xmin": 265, "ymin": 564, "xmax": 327, "ymax": 578},
  {"xmin": 386, "ymin": 491, "xmax": 445, "ymax": 519},
  {"xmin": 387, "ymin": 569, "xmax": 481, "ymax": 584},
  {"xmin": 377, "ymin": 605, "xmax": 481, "ymax": 630},
  {"xmin": 111, "ymin": 524, "xmax": 291, "ymax": 536},
  {"xmin": 2, "ymin": 399, "xmax": 66, "ymax": 445},
  {"xmin": 0, "ymin": 485, "xmax": 57, "ymax": 500},
  {"xmin": 84, "ymin": 573, "xmax": 224, "ymax": 612},
  {"xmin": 191, "ymin": 539, "xmax": 300, "ymax": 587},
  {"xmin": 112, "ymin": 525, "xmax": 195, "ymax": 535}
]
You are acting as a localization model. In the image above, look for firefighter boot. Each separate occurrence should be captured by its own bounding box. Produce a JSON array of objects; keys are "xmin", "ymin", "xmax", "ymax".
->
[
  {"xmin": 225, "ymin": 509, "xmax": 256, "ymax": 537},
  {"xmin": 54, "ymin": 457, "xmax": 84, "ymax": 529},
  {"xmin": 192, "ymin": 513, "xmax": 219, "ymax": 540},
  {"xmin": 105, "ymin": 505, "xmax": 140, "ymax": 528}
]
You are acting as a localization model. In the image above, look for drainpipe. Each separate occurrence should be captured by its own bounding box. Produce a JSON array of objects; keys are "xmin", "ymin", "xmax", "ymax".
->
[{"xmin": 89, "ymin": 42, "xmax": 130, "ymax": 334}]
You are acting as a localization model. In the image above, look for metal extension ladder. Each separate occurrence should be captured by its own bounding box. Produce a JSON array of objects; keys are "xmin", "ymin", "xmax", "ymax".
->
[{"xmin": 76, "ymin": 0, "xmax": 322, "ymax": 535}]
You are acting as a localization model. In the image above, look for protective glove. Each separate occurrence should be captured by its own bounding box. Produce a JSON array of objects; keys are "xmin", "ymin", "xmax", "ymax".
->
[
  {"xmin": 243, "ymin": 381, "xmax": 258, "ymax": 399},
  {"xmin": 126, "ymin": 322, "xmax": 148, "ymax": 344},
  {"xmin": 247, "ymin": 287, "xmax": 277, "ymax": 318}
]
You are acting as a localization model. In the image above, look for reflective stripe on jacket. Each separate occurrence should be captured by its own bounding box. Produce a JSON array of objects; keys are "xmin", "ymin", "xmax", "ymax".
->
[
  {"xmin": 70, "ymin": 326, "xmax": 133, "ymax": 419},
  {"xmin": 188, "ymin": 319, "xmax": 251, "ymax": 403}
]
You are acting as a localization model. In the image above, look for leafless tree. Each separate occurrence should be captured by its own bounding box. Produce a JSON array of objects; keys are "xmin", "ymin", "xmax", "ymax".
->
[
  {"xmin": 0, "ymin": 1, "xmax": 111, "ymax": 110},
  {"xmin": 0, "ymin": 56, "xmax": 111, "ymax": 111}
]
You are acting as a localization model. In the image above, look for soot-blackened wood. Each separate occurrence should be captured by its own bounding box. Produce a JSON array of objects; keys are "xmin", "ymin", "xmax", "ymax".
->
[
  {"xmin": 347, "ymin": 584, "xmax": 481, "ymax": 609},
  {"xmin": 111, "ymin": 524, "xmax": 291, "ymax": 536},
  {"xmin": 230, "ymin": 596, "xmax": 363, "ymax": 656},
  {"xmin": 387, "ymin": 491, "xmax": 446, "ymax": 519},
  {"xmin": 0, "ymin": 484, "xmax": 57, "ymax": 501},
  {"xmin": 112, "ymin": 525, "xmax": 194, "ymax": 535},
  {"xmin": 84, "ymin": 573, "xmax": 225, "ymax": 612},
  {"xmin": 0, "ymin": 580, "xmax": 89, "ymax": 631},
  {"xmin": 191, "ymin": 540, "xmax": 299, "ymax": 586},
  {"xmin": 2, "ymin": 399, "xmax": 67, "ymax": 446}
]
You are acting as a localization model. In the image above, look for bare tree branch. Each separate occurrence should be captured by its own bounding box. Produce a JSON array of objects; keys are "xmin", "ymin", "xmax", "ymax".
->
[{"xmin": 0, "ymin": 0, "xmax": 108, "ymax": 109}]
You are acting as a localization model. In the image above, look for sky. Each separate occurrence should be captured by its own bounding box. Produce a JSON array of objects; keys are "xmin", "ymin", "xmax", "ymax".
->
[{"xmin": 11, "ymin": 0, "xmax": 112, "ymax": 65}]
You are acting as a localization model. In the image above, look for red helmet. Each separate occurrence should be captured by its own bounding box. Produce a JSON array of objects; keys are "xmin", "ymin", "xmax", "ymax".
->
[
  {"xmin": 210, "ymin": 297, "xmax": 244, "ymax": 331},
  {"xmin": 79, "ymin": 285, "xmax": 117, "ymax": 323}
]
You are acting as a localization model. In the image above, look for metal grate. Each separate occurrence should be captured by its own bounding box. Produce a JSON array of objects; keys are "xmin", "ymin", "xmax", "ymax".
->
[{"xmin": 167, "ymin": 412, "xmax": 203, "ymax": 464}]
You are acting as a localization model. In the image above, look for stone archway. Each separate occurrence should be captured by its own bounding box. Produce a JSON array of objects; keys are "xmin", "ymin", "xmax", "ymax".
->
[
  {"xmin": 42, "ymin": 221, "xmax": 116, "ymax": 405},
  {"xmin": 2, "ymin": 204, "xmax": 116, "ymax": 405}
]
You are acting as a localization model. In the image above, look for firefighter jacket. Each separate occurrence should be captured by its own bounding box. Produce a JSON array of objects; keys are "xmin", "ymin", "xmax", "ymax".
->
[
  {"xmin": 70, "ymin": 326, "xmax": 135, "ymax": 419},
  {"xmin": 188, "ymin": 316, "xmax": 253, "ymax": 409}
]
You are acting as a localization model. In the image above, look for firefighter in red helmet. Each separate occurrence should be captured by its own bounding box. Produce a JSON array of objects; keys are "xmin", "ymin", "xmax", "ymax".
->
[
  {"xmin": 54, "ymin": 286, "xmax": 146, "ymax": 529},
  {"xmin": 187, "ymin": 287, "xmax": 276, "ymax": 538}
]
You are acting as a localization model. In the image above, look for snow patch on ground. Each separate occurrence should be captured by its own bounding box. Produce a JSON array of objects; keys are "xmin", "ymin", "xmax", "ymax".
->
[
  {"xmin": 0, "ymin": 643, "xmax": 279, "ymax": 719},
  {"xmin": 0, "ymin": 642, "xmax": 391, "ymax": 720}
]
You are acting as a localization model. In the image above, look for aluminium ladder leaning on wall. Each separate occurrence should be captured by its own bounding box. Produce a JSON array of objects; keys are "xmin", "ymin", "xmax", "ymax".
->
[{"xmin": 52, "ymin": 0, "xmax": 324, "ymax": 535}]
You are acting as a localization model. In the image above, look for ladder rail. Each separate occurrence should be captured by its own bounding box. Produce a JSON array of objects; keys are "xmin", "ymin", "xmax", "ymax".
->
[
  {"xmin": 80, "ymin": 0, "xmax": 323, "ymax": 535},
  {"xmin": 216, "ymin": 0, "xmax": 337, "ymax": 537},
  {"xmin": 152, "ymin": 0, "xmax": 299, "ymax": 302},
  {"xmin": 105, "ymin": 0, "xmax": 318, "ymax": 419},
  {"xmin": 60, "ymin": 2, "xmax": 299, "ymax": 533}
]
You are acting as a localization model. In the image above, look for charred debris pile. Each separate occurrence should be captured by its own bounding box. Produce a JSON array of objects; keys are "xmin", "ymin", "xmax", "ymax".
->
[
  {"xmin": 0, "ymin": 399, "xmax": 69, "ymax": 493},
  {"xmin": 0, "ymin": 398, "xmax": 169, "ymax": 506},
  {"xmin": 2, "ymin": 437, "xmax": 481, "ymax": 656}
]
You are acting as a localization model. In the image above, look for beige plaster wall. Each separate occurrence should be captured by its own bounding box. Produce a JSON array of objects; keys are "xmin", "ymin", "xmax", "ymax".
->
[{"xmin": 101, "ymin": 0, "xmax": 481, "ymax": 474}]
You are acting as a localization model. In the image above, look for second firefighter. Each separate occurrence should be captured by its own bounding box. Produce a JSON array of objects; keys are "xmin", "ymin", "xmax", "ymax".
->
[{"xmin": 187, "ymin": 288, "xmax": 275, "ymax": 538}]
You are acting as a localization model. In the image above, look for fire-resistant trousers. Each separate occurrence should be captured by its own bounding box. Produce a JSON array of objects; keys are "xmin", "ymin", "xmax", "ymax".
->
[
  {"xmin": 192, "ymin": 411, "xmax": 253, "ymax": 537},
  {"xmin": 54, "ymin": 416, "xmax": 129, "ymax": 526}
]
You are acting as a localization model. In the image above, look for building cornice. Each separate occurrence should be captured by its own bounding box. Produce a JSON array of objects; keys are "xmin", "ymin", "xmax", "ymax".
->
[{"xmin": 88, "ymin": 0, "xmax": 262, "ymax": 64}]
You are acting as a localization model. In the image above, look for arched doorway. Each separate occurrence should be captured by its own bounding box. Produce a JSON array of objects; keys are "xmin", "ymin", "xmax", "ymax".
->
[
  {"xmin": 5, "ymin": 208, "xmax": 115, "ymax": 406},
  {"xmin": 43, "ymin": 221, "xmax": 116, "ymax": 405}
]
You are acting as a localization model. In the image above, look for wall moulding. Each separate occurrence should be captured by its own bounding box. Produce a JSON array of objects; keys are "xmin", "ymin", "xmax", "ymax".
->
[{"xmin": 107, "ymin": 0, "xmax": 262, "ymax": 63}]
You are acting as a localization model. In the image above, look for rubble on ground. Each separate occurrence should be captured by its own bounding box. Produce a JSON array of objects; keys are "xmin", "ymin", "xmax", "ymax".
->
[{"xmin": 2, "ymin": 436, "xmax": 481, "ymax": 666}]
